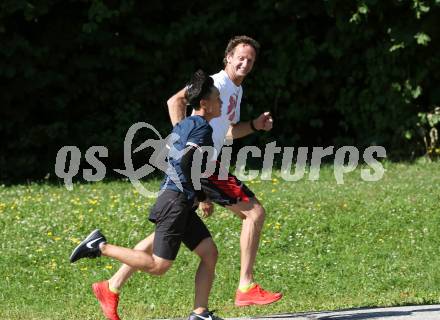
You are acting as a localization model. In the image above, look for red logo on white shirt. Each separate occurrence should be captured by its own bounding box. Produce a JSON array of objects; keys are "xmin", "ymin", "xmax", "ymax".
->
[{"xmin": 227, "ymin": 94, "xmax": 237, "ymax": 121}]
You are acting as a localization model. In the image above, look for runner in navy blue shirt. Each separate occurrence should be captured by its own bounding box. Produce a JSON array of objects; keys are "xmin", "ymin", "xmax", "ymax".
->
[
  {"xmin": 160, "ymin": 114, "xmax": 214, "ymax": 200},
  {"xmin": 70, "ymin": 70, "xmax": 223, "ymax": 320}
]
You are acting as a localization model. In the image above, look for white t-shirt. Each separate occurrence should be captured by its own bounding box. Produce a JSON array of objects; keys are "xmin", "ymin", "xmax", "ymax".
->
[
  {"xmin": 209, "ymin": 70, "xmax": 242, "ymax": 155},
  {"xmin": 191, "ymin": 70, "xmax": 242, "ymax": 157}
]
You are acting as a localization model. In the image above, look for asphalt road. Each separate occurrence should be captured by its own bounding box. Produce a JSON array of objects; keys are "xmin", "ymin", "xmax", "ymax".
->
[{"xmin": 228, "ymin": 304, "xmax": 440, "ymax": 320}]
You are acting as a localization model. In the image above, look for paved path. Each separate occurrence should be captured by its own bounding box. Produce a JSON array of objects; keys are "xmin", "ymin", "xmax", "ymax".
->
[{"xmin": 228, "ymin": 304, "xmax": 440, "ymax": 320}]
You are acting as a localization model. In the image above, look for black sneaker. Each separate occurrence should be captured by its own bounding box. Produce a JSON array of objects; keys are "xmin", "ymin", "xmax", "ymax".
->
[
  {"xmin": 70, "ymin": 229, "xmax": 106, "ymax": 263},
  {"xmin": 188, "ymin": 310, "xmax": 223, "ymax": 320}
]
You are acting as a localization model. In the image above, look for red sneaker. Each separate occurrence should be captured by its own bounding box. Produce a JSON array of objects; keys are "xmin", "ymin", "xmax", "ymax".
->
[
  {"xmin": 235, "ymin": 283, "xmax": 282, "ymax": 306},
  {"xmin": 92, "ymin": 281, "xmax": 120, "ymax": 320}
]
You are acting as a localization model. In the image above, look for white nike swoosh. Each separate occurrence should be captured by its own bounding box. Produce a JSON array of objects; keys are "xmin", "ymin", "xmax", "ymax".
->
[
  {"xmin": 86, "ymin": 237, "xmax": 103, "ymax": 249},
  {"xmin": 194, "ymin": 315, "xmax": 212, "ymax": 320}
]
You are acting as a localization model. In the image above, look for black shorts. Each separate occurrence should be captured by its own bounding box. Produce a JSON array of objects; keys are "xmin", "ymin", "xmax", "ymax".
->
[
  {"xmin": 149, "ymin": 189, "xmax": 211, "ymax": 260},
  {"xmin": 200, "ymin": 169, "xmax": 255, "ymax": 207}
]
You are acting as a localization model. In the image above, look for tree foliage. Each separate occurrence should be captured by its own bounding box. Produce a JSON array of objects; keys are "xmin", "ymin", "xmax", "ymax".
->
[{"xmin": 1, "ymin": 0, "xmax": 439, "ymax": 181}]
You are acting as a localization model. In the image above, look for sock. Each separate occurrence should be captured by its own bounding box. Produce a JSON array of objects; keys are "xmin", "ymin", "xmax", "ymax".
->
[
  {"xmin": 108, "ymin": 284, "xmax": 120, "ymax": 294},
  {"xmin": 98, "ymin": 242, "xmax": 106, "ymax": 251},
  {"xmin": 238, "ymin": 282, "xmax": 256, "ymax": 293},
  {"xmin": 193, "ymin": 308, "xmax": 208, "ymax": 315}
]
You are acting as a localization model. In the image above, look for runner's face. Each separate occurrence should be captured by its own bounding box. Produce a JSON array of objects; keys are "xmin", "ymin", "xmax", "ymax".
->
[
  {"xmin": 226, "ymin": 44, "xmax": 256, "ymax": 78},
  {"xmin": 208, "ymin": 87, "xmax": 222, "ymax": 118}
]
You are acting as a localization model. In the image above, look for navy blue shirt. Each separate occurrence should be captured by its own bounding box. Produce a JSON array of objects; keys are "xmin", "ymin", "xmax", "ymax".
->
[{"xmin": 160, "ymin": 115, "xmax": 213, "ymax": 200}]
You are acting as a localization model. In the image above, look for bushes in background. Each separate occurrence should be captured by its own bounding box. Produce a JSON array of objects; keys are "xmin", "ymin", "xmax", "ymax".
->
[{"xmin": 1, "ymin": 0, "xmax": 439, "ymax": 181}]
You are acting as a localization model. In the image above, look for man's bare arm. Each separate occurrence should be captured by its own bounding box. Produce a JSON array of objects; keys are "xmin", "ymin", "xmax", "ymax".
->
[
  {"xmin": 167, "ymin": 87, "xmax": 187, "ymax": 126},
  {"xmin": 227, "ymin": 112, "xmax": 273, "ymax": 139},
  {"xmin": 227, "ymin": 121, "xmax": 255, "ymax": 139}
]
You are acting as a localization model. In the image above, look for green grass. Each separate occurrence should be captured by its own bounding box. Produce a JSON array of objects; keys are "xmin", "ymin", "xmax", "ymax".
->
[{"xmin": 1, "ymin": 161, "xmax": 440, "ymax": 319}]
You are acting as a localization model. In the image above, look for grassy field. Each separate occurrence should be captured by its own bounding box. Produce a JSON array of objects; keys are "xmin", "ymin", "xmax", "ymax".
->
[{"xmin": 1, "ymin": 161, "xmax": 440, "ymax": 319}]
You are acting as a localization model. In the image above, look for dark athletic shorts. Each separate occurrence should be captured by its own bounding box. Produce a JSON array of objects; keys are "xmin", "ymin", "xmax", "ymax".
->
[
  {"xmin": 148, "ymin": 189, "xmax": 211, "ymax": 260},
  {"xmin": 200, "ymin": 164, "xmax": 255, "ymax": 207}
]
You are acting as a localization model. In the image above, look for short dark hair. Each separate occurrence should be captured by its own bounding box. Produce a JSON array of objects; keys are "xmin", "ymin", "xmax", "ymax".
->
[
  {"xmin": 185, "ymin": 69, "xmax": 215, "ymax": 110},
  {"xmin": 223, "ymin": 35, "xmax": 260, "ymax": 66}
]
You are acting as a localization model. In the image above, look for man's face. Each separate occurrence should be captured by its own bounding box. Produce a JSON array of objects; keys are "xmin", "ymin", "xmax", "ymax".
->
[
  {"xmin": 226, "ymin": 44, "xmax": 256, "ymax": 78},
  {"xmin": 201, "ymin": 87, "xmax": 222, "ymax": 118},
  {"xmin": 207, "ymin": 87, "xmax": 222, "ymax": 118}
]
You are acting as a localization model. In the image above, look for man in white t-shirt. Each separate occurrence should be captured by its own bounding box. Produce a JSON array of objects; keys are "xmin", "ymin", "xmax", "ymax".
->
[{"xmin": 167, "ymin": 36, "xmax": 282, "ymax": 306}]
